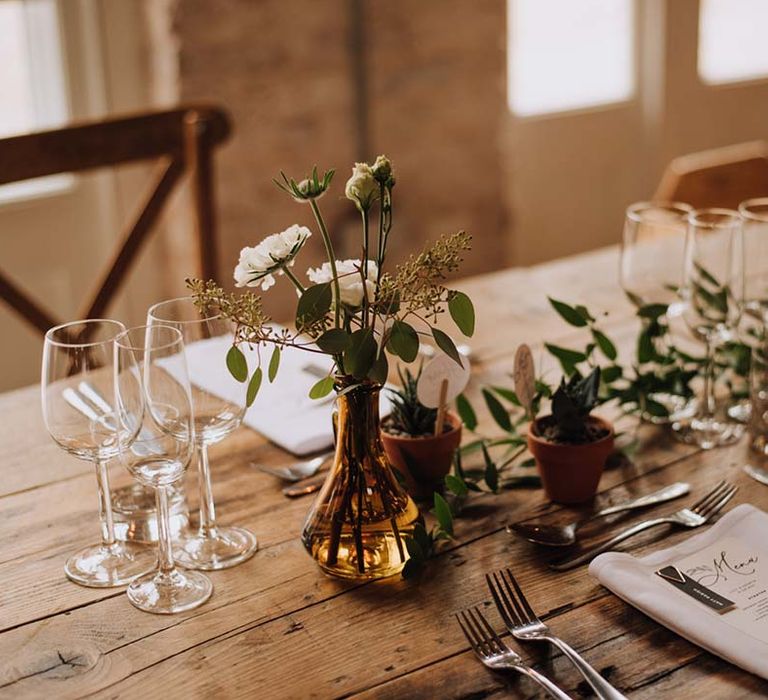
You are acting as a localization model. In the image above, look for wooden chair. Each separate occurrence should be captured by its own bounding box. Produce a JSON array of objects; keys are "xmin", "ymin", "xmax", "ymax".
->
[
  {"xmin": 0, "ymin": 105, "xmax": 231, "ymax": 340},
  {"xmin": 654, "ymin": 140, "xmax": 768, "ymax": 210}
]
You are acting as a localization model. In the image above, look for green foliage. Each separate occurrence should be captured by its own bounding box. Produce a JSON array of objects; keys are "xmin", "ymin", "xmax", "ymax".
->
[
  {"xmin": 387, "ymin": 320, "xmax": 419, "ymax": 362},
  {"xmin": 448, "ymin": 291, "xmax": 476, "ymax": 337},
  {"xmin": 387, "ymin": 366, "xmax": 437, "ymax": 436},
  {"xmin": 431, "ymin": 327, "xmax": 463, "ymax": 366},
  {"xmin": 401, "ymin": 493, "xmax": 455, "ymax": 580},
  {"xmin": 226, "ymin": 345, "xmax": 248, "ymax": 383},
  {"xmin": 309, "ymin": 375, "xmax": 334, "ymax": 399},
  {"xmin": 296, "ymin": 283, "xmax": 332, "ymax": 331},
  {"xmin": 268, "ymin": 347, "xmax": 281, "ymax": 383},
  {"xmin": 455, "ymin": 393, "xmax": 477, "ymax": 431},
  {"xmin": 246, "ymin": 368, "xmax": 263, "ymax": 407}
]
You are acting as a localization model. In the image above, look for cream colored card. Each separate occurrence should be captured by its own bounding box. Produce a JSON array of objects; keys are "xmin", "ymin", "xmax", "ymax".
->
[{"xmin": 671, "ymin": 536, "xmax": 768, "ymax": 644}]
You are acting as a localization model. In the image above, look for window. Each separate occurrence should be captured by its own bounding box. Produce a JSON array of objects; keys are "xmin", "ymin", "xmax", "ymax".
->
[
  {"xmin": 0, "ymin": 0, "xmax": 70, "ymax": 202},
  {"xmin": 699, "ymin": 0, "xmax": 768, "ymax": 85},
  {"xmin": 507, "ymin": 0, "xmax": 635, "ymax": 117}
]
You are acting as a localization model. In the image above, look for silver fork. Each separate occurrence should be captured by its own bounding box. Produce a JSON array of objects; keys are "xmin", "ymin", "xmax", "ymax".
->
[
  {"xmin": 486, "ymin": 569, "xmax": 626, "ymax": 700},
  {"xmin": 551, "ymin": 480, "xmax": 738, "ymax": 571},
  {"xmin": 455, "ymin": 606, "xmax": 572, "ymax": 700}
]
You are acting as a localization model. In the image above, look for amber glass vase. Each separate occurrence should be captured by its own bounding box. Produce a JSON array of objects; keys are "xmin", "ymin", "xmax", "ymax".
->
[{"xmin": 301, "ymin": 379, "xmax": 421, "ymax": 579}]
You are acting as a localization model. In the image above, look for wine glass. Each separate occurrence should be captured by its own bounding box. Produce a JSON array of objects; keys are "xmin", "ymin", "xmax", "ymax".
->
[
  {"xmin": 147, "ymin": 297, "xmax": 258, "ymax": 570},
  {"xmin": 680, "ymin": 208, "xmax": 745, "ymax": 448},
  {"xmin": 114, "ymin": 324, "xmax": 212, "ymax": 613},
  {"xmin": 41, "ymin": 319, "xmax": 155, "ymax": 587},
  {"xmin": 619, "ymin": 201, "xmax": 696, "ymax": 421},
  {"xmin": 726, "ymin": 198, "xmax": 768, "ymax": 423},
  {"xmin": 620, "ymin": 201, "xmax": 693, "ymax": 309}
]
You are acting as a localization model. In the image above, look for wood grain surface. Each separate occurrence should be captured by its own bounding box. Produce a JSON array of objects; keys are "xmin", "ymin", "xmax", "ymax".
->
[{"xmin": 1, "ymin": 245, "xmax": 767, "ymax": 699}]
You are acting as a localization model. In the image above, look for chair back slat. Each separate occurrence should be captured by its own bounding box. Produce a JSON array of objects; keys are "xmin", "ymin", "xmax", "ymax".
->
[{"xmin": 0, "ymin": 105, "xmax": 231, "ymax": 335}]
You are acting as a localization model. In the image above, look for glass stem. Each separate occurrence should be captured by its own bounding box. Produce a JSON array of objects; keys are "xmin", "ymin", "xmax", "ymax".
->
[
  {"xmin": 703, "ymin": 336, "xmax": 716, "ymax": 418},
  {"xmin": 95, "ymin": 459, "xmax": 116, "ymax": 547},
  {"xmin": 196, "ymin": 443, "xmax": 217, "ymax": 536},
  {"xmin": 156, "ymin": 485, "xmax": 175, "ymax": 574}
]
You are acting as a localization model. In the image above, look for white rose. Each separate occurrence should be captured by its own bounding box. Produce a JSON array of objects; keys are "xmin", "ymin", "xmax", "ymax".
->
[
  {"xmin": 234, "ymin": 224, "xmax": 311, "ymax": 290},
  {"xmin": 344, "ymin": 163, "xmax": 379, "ymax": 210},
  {"xmin": 307, "ymin": 259, "xmax": 378, "ymax": 307}
]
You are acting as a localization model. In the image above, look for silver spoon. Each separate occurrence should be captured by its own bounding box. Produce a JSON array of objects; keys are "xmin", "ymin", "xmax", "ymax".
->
[
  {"xmin": 508, "ymin": 482, "xmax": 690, "ymax": 547},
  {"xmin": 251, "ymin": 452, "xmax": 333, "ymax": 482},
  {"xmin": 744, "ymin": 463, "xmax": 768, "ymax": 486}
]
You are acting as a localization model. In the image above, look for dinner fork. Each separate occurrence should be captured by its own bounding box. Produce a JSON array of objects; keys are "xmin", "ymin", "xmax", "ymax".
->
[
  {"xmin": 455, "ymin": 606, "xmax": 573, "ymax": 700},
  {"xmin": 551, "ymin": 480, "xmax": 738, "ymax": 571},
  {"xmin": 486, "ymin": 569, "xmax": 626, "ymax": 700}
]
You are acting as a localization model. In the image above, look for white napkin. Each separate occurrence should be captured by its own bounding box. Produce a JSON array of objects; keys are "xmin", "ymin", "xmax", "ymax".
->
[
  {"xmin": 589, "ymin": 504, "xmax": 768, "ymax": 679},
  {"xmin": 181, "ymin": 334, "xmax": 392, "ymax": 456}
]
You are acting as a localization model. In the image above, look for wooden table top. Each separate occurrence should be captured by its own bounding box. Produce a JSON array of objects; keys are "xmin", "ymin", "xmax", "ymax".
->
[{"xmin": 2, "ymin": 245, "xmax": 767, "ymax": 699}]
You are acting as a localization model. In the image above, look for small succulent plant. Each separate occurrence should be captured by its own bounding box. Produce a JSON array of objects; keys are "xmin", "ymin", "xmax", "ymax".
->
[
  {"xmin": 547, "ymin": 366, "xmax": 601, "ymax": 443},
  {"xmin": 386, "ymin": 366, "xmax": 437, "ymax": 436}
]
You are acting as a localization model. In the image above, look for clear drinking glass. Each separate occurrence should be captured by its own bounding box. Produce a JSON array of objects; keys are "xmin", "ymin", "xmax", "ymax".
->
[
  {"xmin": 619, "ymin": 201, "xmax": 696, "ymax": 421},
  {"xmin": 147, "ymin": 297, "xmax": 258, "ymax": 570},
  {"xmin": 114, "ymin": 324, "xmax": 212, "ymax": 613},
  {"xmin": 749, "ymin": 342, "xmax": 768, "ymax": 455},
  {"xmin": 680, "ymin": 208, "xmax": 745, "ymax": 448},
  {"xmin": 727, "ymin": 198, "xmax": 768, "ymax": 423},
  {"xmin": 41, "ymin": 320, "xmax": 155, "ymax": 587}
]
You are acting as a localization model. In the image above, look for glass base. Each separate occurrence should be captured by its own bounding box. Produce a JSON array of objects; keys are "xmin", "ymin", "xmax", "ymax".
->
[
  {"xmin": 174, "ymin": 526, "xmax": 258, "ymax": 571},
  {"xmin": 643, "ymin": 393, "xmax": 697, "ymax": 424},
  {"xmin": 127, "ymin": 567, "xmax": 212, "ymax": 614},
  {"xmin": 673, "ymin": 416, "xmax": 744, "ymax": 449},
  {"xmin": 112, "ymin": 483, "xmax": 189, "ymax": 544},
  {"xmin": 64, "ymin": 541, "xmax": 155, "ymax": 588},
  {"xmin": 727, "ymin": 400, "xmax": 751, "ymax": 424}
]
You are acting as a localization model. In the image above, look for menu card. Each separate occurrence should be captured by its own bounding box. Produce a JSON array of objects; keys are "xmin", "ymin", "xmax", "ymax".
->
[{"xmin": 659, "ymin": 536, "xmax": 768, "ymax": 644}]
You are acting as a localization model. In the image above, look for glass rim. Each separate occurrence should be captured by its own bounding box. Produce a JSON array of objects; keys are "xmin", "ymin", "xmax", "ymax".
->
[
  {"xmin": 688, "ymin": 207, "xmax": 742, "ymax": 229},
  {"xmin": 44, "ymin": 319, "xmax": 126, "ymax": 348},
  {"xmin": 114, "ymin": 324, "xmax": 185, "ymax": 353},
  {"xmin": 626, "ymin": 200, "xmax": 693, "ymax": 223},
  {"xmin": 739, "ymin": 197, "xmax": 768, "ymax": 223},
  {"xmin": 147, "ymin": 296, "xmax": 222, "ymax": 324}
]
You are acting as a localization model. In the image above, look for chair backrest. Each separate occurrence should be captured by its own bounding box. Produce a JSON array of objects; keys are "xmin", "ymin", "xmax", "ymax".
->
[
  {"xmin": 0, "ymin": 105, "xmax": 231, "ymax": 339},
  {"xmin": 654, "ymin": 140, "xmax": 768, "ymax": 210}
]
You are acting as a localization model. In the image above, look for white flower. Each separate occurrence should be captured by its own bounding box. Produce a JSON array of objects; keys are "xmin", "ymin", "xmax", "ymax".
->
[
  {"xmin": 371, "ymin": 155, "xmax": 394, "ymax": 184},
  {"xmin": 344, "ymin": 163, "xmax": 379, "ymax": 210},
  {"xmin": 307, "ymin": 259, "xmax": 378, "ymax": 307},
  {"xmin": 234, "ymin": 225, "xmax": 311, "ymax": 290}
]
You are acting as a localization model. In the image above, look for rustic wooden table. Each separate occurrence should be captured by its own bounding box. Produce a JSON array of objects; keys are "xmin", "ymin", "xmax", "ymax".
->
[{"xmin": 2, "ymin": 246, "xmax": 767, "ymax": 699}]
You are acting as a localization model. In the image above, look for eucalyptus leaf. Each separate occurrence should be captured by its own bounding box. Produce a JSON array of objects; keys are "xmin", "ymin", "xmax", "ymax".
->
[
  {"xmin": 296, "ymin": 283, "xmax": 332, "ymax": 329},
  {"xmin": 309, "ymin": 375, "xmax": 335, "ymax": 399},
  {"xmin": 401, "ymin": 557, "xmax": 424, "ymax": 580},
  {"xmin": 431, "ymin": 327, "xmax": 463, "ymax": 366},
  {"xmin": 387, "ymin": 320, "xmax": 419, "ymax": 362},
  {"xmin": 226, "ymin": 345, "xmax": 248, "ymax": 383},
  {"xmin": 545, "ymin": 344, "xmax": 586, "ymax": 375},
  {"xmin": 316, "ymin": 328, "xmax": 351, "ymax": 353},
  {"xmin": 268, "ymin": 347, "xmax": 281, "ymax": 383},
  {"xmin": 344, "ymin": 329, "xmax": 378, "ymax": 379},
  {"xmin": 368, "ymin": 351, "xmax": 389, "ymax": 384},
  {"xmin": 637, "ymin": 303, "xmax": 668, "ymax": 320},
  {"xmin": 246, "ymin": 368, "xmax": 263, "ymax": 407},
  {"xmin": 448, "ymin": 291, "xmax": 475, "ymax": 337}
]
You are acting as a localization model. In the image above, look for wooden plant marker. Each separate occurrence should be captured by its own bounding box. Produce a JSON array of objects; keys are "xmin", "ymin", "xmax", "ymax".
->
[
  {"xmin": 417, "ymin": 354, "xmax": 471, "ymax": 435},
  {"xmin": 513, "ymin": 343, "xmax": 536, "ymax": 418}
]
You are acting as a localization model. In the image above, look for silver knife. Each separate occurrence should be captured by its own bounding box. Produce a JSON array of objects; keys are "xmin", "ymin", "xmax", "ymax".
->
[{"xmin": 282, "ymin": 472, "xmax": 328, "ymax": 498}]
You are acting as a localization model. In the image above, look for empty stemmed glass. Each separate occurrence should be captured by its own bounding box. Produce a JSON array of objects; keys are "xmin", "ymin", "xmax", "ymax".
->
[
  {"xmin": 147, "ymin": 297, "xmax": 258, "ymax": 570},
  {"xmin": 680, "ymin": 208, "xmax": 745, "ymax": 448},
  {"xmin": 729, "ymin": 198, "xmax": 768, "ymax": 423},
  {"xmin": 41, "ymin": 320, "xmax": 154, "ymax": 586},
  {"xmin": 114, "ymin": 324, "xmax": 213, "ymax": 613},
  {"xmin": 620, "ymin": 201, "xmax": 696, "ymax": 421}
]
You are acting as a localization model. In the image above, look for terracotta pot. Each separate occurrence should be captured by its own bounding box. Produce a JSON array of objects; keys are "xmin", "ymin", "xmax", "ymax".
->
[
  {"xmin": 381, "ymin": 412, "xmax": 462, "ymax": 502},
  {"xmin": 527, "ymin": 415, "xmax": 614, "ymax": 504}
]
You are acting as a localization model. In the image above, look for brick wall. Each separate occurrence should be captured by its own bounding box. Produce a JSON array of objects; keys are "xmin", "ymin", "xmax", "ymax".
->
[{"xmin": 157, "ymin": 0, "xmax": 507, "ymax": 318}]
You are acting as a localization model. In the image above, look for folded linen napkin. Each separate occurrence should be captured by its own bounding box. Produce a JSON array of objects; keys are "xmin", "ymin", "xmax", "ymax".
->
[
  {"xmin": 181, "ymin": 334, "xmax": 392, "ymax": 456},
  {"xmin": 589, "ymin": 504, "xmax": 768, "ymax": 679}
]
